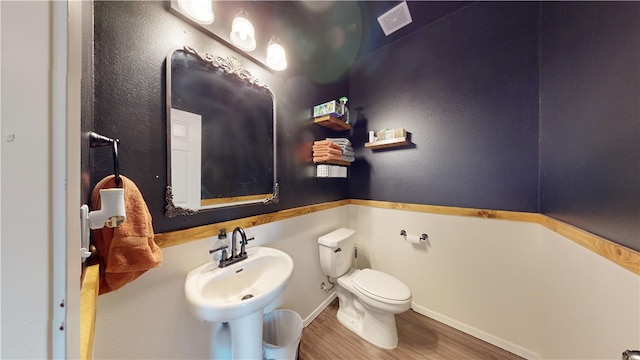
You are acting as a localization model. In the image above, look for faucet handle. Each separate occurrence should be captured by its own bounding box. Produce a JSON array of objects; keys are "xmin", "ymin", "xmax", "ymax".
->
[
  {"xmin": 210, "ymin": 245, "xmax": 229, "ymax": 266},
  {"xmin": 239, "ymin": 237, "xmax": 255, "ymax": 256},
  {"xmin": 209, "ymin": 245, "xmax": 228, "ymax": 254}
]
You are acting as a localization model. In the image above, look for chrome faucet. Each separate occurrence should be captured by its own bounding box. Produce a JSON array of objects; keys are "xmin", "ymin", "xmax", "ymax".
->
[
  {"xmin": 209, "ymin": 227, "xmax": 254, "ymax": 268},
  {"xmin": 231, "ymin": 227, "xmax": 246, "ymax": 258}
]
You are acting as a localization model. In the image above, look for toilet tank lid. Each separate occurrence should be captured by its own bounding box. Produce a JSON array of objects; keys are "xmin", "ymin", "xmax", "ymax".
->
[{"xmin": 318, "ymin": 228, "xmax": 355, "ymax": 247}]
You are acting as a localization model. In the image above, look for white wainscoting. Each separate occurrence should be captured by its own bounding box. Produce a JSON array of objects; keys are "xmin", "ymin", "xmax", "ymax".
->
[
  {"xmin": 348, "ymin": 204, "xmax": 640, "ymax": 359},
  {"xmin": 94, "ymin": 206, "xmax": 348, "ymax": 359},
  {"xmin": 94, "ymin": 204, "xmax": 639, "ymax": 359}
]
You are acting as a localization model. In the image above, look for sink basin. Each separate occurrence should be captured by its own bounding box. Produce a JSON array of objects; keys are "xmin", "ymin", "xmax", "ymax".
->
[{"xmin": 185, "ymin": 246, "xmax": 294, "ymax": 323}]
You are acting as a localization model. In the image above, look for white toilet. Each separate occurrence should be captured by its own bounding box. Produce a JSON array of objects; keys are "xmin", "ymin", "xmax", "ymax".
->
[{"xmin": 318, "ymin": 228, "xmax": 412, "ymax": 349}]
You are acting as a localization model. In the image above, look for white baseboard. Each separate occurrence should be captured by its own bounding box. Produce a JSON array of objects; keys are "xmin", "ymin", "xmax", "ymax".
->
[
  {"xmin": 411, "ymin": 302, "xmax": 540, "ymax": 360},
  {"xmin": 303, "ymin": 292, "xmax": 337, "ymax": 327}
]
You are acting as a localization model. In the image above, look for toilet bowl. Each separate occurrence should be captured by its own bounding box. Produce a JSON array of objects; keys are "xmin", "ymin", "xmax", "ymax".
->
[{"xmin": 318, "ymin": 228, "xmax": 412, "ymax": 349}]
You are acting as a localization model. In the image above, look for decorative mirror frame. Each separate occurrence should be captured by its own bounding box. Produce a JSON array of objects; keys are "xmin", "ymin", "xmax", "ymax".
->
[{"xmin": 165, "ymin": 46, "xmax": 279, "ymax": 217}]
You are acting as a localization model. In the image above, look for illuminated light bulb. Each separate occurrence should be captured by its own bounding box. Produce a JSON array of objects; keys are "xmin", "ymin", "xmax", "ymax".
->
[
  {"xmin": 178, "ymin": 0, "xmax": 214, "ymax": 25},
  {"xmin": 230, "ymin": 15, "xmax": 256, "ymax": 52},
  {"xmin": 266, "ymin": 39, "xmax": 287, "ymax": 71}
]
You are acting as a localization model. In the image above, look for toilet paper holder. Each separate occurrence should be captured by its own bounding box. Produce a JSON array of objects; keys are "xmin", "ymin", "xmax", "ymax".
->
[{"xmin": 400, "ymin": 230, "xmax": 428, "ymax": 241}]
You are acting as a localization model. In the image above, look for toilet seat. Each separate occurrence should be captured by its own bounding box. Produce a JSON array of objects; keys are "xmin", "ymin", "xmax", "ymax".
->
[{"xmin": 352, "ymin": 269, "xmax": 411, "ymax": 304}]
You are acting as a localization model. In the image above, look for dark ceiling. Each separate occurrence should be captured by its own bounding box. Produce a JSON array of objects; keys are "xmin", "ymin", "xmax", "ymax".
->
[
  {"xmin": 210, "ymin": 1, "xmax": 472, "ymax": 61},
  {"xmin": 291, "ymin": 1, "xmax": 473, "ymax": 58}
]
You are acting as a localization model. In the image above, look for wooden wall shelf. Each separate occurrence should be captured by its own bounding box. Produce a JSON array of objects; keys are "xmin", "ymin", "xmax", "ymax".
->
[
  {"xmin": 365, "ymin": 137, "xmax": 410, "ymax": 150},
  {"xmin": 314, "ymin": 115, "xmax": 351, "ymax": 131},
  {"xmin": 314, "ymin": 159, "xmax": 351, "ymax": 166}
]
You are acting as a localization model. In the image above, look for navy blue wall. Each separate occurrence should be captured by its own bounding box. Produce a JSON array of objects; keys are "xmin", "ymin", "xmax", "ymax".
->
[
  {"xmin": 89, "ymin": 2, "xmax": 639, "ymax": 251},
  {"xmin": 90, "ymin": 1, "xmax": 349, "ymax": 233},
  {"xmin": 349, "ymin": 1, "xmax": 639, "ymax": 251},
  {"xmin": 540, "ymin": 2, "xmax": 640, "ymax": 251},
  {"xmin": 349, "ymin": 2, "xmax": 540, "ymax": 212}
]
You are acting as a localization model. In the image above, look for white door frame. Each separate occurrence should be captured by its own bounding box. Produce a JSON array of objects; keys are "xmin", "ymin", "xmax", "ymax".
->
[{"xmin": 52, "ymin": 0, "xmax": 82, "ymax": 358}]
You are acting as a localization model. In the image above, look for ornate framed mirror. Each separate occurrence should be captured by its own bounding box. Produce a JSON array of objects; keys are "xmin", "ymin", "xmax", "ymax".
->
[{"xmin": 165, "ymin": 46, "xmax": 278, "ymax": 217}]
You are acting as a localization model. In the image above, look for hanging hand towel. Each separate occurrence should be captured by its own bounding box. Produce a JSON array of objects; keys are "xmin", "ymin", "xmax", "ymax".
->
[{"xmin": 91, "ymin": 175, "xmax": 163, "ymax": 294}]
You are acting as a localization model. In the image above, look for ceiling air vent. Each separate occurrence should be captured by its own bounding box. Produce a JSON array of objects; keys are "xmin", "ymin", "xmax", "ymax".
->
[{"xmin": 377, "ymin": 1, "xmax": 413, "ymax": 36}]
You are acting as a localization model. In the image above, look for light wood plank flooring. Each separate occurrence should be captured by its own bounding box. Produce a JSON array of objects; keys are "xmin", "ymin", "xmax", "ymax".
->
[{"xmin": 299, "ymin": 299, "xmax": 523, "ymax": 360}]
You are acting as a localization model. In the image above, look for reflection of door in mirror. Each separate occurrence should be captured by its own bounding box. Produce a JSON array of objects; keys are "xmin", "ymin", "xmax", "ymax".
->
[{"xmin": 170, "ymin": 108, "xmax": 201, "ymax": 210}]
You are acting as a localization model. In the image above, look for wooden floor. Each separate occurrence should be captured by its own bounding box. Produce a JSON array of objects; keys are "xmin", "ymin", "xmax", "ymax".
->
[{"xmin": 299, "ymin": 299, "xmax": 523, "ymax": 360}]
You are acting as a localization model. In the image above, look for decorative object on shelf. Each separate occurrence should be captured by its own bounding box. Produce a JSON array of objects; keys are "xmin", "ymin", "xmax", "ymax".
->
[
  {"xmin": 316, "ymin": 164, "xmax": 347, "ymax": 178},
  {"xmin": 376, "ymin": 128, "xmax": 406, "ymax": 141},
  {"xmin": 365, "ymin": 128, "xmax": 410, "ymax": 150},
  {"xmin": 337, "ymin": 96, "xmax": 350, "ymax": 124},
  {"xmin": 313, "ymin": 100, "xmax": 340, "ymax": 118},
  {"xmin": 313, "ymin": 96, "xmax": 350, "ymax": 124}
]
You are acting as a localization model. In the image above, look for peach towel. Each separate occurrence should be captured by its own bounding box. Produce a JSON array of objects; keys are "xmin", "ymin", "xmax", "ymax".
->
[
  {"xmin": 313, "ymin": 140, "xmax": 342, "ymax": 150},
  {"xmin": 312, "ymin": 147, "xmax": 343, "ymax": 156},
  {"xmin": 313, "ymin": 154, "xmax": 344, "ymax": 163},
  {"xmin": 91, "ymin": 175, "xmax": 162, "ymax": 294}
]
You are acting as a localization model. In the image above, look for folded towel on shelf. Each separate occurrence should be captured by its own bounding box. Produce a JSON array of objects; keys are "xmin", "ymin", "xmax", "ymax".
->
[
  {"xmin": 313, "ymin": 140, "xmax": 342, "ymax": 150},
  {"xmin": 312, "ymin": 146, "xmax": 343, "ymax": 156},
  {"xmin": 342, "ymin": 149, "xmax": 355, "ymax": 157},
  {"xmin": 326, "ymin": 139, "xmax": 351, "ymax": 150},
  {"xmin": 313, "ymin": 155, "xmax": 340, "ymax": 163},
  {"xmin": 328, "ymin": 140, "xmax": 352, "ymax": 151},
  {"xmin": 313, "ymin": 153, "xmax": 355, "ymax": 163},
  {"xmin": 312, "ymin": 137, "xmax": 356, "ymax": 164},
  {"xmin": 326, "ymin": 137, "xmax": 351, "ymax": 146},
  {"xmin": 91, "ymin": 175, "xmax": 163, "ymax": 294}
]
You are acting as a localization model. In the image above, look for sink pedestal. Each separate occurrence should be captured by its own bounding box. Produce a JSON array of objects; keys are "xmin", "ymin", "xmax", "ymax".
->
[
  {"xmin": 210, "ymin": 310, "xmax": 263, "ymax": 360},
  {"xmin": 185, "ymin": 247, "xmax": 294, "ymax": 360}
]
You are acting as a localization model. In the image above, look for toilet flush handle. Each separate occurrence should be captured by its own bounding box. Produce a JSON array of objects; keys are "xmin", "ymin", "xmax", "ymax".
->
[{"xmin": 334, "ymin": 248, "xmax": 342, "ymax": 253}]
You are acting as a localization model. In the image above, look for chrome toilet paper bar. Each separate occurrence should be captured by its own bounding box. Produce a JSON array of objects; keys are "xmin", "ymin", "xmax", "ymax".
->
[{"xmin": 400, "ymin": 230, "xmax": 428, "ymax": 241}]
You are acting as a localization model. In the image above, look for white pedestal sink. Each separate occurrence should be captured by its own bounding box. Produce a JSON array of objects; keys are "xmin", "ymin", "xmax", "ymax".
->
[{"xmin": 185, "ymin": 246, "xmax": 294, "ymax": 359}]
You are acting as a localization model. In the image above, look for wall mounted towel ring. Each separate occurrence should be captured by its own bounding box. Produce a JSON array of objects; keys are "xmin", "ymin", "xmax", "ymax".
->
[{"xmin": 89, "ymin": 131, "xmax": 121, "ymax": 187}]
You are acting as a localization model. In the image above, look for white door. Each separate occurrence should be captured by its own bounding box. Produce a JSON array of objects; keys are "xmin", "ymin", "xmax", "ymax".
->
[{"xmin": 170, "ymin": 108, "xmax": 202, "ymax": 210}]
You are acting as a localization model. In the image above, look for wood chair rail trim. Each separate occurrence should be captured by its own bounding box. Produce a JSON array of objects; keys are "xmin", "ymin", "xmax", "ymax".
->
[
  {"xmin": 153, "ymin": 199, "xmax": 640, "ymax": 275},
  {"xmin": 82, "ymin": 201, "xmax": 638, "ymax": 358},
  {"xmin": 80, "ymin": 264, "xmax": 100, "ymax": 360}
]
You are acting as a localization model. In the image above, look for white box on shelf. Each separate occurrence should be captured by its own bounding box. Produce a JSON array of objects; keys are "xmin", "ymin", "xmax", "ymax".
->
[{"xmin": 316, "ymin": 164, "xmax": 329, "ymax": 177}]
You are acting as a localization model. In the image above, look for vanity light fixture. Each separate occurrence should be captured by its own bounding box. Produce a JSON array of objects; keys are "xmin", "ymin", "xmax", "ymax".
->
[
  {"xmin": 266, "ymin": 37, "xmax": 287, "ymax": 71},
  {"xmin": 178, "ymin": 0, "xmax": 214, "ymax": 25},
  {"xmin": 170, "ymin": 1, "xmax": 288, "ymax": 71},
  {"xmin": 229, "ymin": 9, "xmax": 256, "ymax": 52}
]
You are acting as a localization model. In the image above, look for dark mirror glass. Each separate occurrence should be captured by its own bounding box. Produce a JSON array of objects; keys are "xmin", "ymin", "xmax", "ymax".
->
[{"xmin": 165, "ymin": 47, "xmax": 278, "ymax": 217}]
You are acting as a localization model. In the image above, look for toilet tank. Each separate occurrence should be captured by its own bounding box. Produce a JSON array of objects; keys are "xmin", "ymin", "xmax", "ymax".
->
[{"xmin": 318, "ymin": 228, "xmax": 355, "ymax": 278}]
